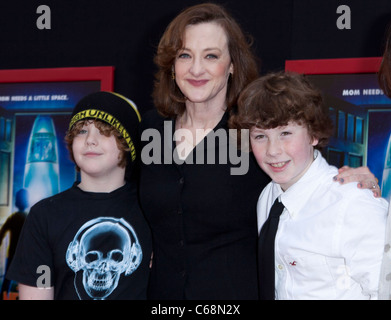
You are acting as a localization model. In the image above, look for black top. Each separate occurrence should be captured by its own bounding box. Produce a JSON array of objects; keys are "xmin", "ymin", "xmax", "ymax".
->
[
  {"xmin": 7, "ymin": 182, "xmax": 152, "ymax": 300},
  {"xmin": 139, "ymin": 109, "xmax": 270, "ymax": 299}
]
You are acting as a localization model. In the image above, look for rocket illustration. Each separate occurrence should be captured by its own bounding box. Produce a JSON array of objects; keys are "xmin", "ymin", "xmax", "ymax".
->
[{"xmin": 23, "ymin": 115, "xmax": 60, "ymax": 207}]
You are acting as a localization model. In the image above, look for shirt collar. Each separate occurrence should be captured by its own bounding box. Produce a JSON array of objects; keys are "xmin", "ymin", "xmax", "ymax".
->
[{"xmin": 271, "ymin": 150, "xmax": 329, "ymax": 218}]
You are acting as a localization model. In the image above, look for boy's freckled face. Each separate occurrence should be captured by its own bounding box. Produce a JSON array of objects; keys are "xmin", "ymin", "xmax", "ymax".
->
[
  {"xmin": 72, "ymin": 121, "xmax": 122, "ymax": 178},
  {"xmin": 250, "ymin": 122, "xmax": 318, "ymax": 191}
]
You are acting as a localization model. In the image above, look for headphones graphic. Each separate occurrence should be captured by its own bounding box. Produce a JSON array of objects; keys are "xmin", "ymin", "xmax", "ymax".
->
[{"xmin": 66, "ymin": 217, "xmax": 143, "ymax": 276}]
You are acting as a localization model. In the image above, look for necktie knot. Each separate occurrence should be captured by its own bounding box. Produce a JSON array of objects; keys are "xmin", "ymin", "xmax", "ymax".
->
[{"xmin": 269, "ymin": 199, "xmax": 285, "ymax": 218}]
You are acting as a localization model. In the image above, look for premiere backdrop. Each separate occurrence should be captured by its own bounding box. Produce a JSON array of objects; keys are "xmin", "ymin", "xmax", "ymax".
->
[{"xmin": 1, "ymin": 0, "xmax": 391, "ymax": 115}]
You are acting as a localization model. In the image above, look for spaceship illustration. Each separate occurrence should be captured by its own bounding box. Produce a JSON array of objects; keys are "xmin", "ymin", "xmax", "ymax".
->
[{"xmin": 23, "ymin": 115, "xmax": 59, "ymax": 207}]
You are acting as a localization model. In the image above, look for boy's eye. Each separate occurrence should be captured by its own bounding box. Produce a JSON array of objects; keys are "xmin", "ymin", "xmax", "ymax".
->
[
  {"xmin": 252, "ymin": 134, "xmax": 265, "ymax": 140},
  {"xmin": 281, "ymin": 131, "xmax": 291, "ymax": 136},
  {"xmin": 78, "ymin": 129, "xmax": 87, "ymax": 135}
]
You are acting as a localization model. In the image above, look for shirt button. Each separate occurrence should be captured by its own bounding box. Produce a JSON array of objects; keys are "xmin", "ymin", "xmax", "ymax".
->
[
  {"xmin": 278, "ymin": 264, "xmax": 284, "ymax": 270},
  {"xmin": 179, "ymin": 177, "xmax": 184, "ymax": 184}
]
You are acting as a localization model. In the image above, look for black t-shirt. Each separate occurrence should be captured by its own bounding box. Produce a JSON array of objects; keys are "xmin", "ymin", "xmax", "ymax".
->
[
  {"xmin": 139, "ymin": 109, "xmax": 270, "ymax": 299},
  {"xmin": 7, "ymin": 182, "xmax": 152, "ymax": 300}
]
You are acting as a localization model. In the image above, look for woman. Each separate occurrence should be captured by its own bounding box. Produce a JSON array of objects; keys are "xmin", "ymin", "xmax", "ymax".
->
[{"xmin": 139, "ymin": 3, "xmax": 380, "ymax": 300}]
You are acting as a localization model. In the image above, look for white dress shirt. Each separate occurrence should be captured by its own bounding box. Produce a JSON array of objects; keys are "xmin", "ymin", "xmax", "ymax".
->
[
  {"xmin": 257, "ymin": 150, "xmax": 389, "ymax": 300},
  {"xmin": 379, "ymin": 204, "xmax": 391, "ymax": 300}
]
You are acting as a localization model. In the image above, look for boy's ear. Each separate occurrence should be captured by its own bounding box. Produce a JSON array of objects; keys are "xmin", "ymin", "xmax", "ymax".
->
[{"xmin": 311, "ymin": 137, "xmax": 319, "ymax": 147}]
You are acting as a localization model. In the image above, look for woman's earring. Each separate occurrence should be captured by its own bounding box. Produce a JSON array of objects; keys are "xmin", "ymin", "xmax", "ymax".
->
[{"xmin": 171, "ymin": 65, "xmax": 176, "ymax": 80}]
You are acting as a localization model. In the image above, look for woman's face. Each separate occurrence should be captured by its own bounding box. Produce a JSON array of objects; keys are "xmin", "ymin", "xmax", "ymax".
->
[{"xmin": 174, "ymin": 22, "xmax": 233, "ymax": 107}]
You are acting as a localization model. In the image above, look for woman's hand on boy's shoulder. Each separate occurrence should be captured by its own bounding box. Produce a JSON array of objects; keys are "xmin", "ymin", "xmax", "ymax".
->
[{"xmin": 333, "ymin": 165, "xmax": 381, "ymax": 198}]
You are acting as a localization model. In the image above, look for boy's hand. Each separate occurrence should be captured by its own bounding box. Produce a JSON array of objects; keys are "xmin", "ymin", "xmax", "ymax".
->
[{"xmin": 333, "ymin": 166, "xmax": 381, "ymax": 198}]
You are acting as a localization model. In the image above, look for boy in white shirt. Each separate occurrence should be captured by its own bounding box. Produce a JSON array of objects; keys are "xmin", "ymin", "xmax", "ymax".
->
[{"xmin": 231, "ymin": 71, "xmax": 389, "ymax": 299}]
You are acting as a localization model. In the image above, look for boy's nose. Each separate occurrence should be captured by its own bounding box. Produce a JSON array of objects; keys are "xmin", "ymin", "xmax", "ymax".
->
[
  {"xmin": 86, "ymin": 131, "xmax": 98, "ymax": 146},
  {"xmin": 266, "ymin": 140, "xmax": 282, "ymax": 157}
]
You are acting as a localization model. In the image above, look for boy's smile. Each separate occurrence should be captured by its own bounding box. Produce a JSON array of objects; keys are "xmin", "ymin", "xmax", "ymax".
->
[
  {"xmin": 83, "ymin": 151, "xmax": 103, "ymax": 157},
  {"xmin": 268, "ymin": 160, "xmax": 290, "ymax": 170}
]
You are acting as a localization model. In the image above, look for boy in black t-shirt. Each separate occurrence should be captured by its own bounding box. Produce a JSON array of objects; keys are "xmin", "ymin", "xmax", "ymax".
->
[{"xmin": 7, "ymin": 91, "xmax": 152, "ymax": 300}]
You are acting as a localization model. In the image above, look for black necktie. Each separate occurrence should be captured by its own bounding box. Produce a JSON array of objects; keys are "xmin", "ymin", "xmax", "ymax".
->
[{"xmin": 258, "ymin": 198, "xmax": 285, "ymax": 300}]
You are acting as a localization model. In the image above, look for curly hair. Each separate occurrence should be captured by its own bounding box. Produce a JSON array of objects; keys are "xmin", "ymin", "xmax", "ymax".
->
[
  {"xmin": 152, "ymin": 2, "xmax": 259, "ymax": 118},
  {"xmin": 229, "ymin": 71, "xmax": 333, "ymax": 150}
]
